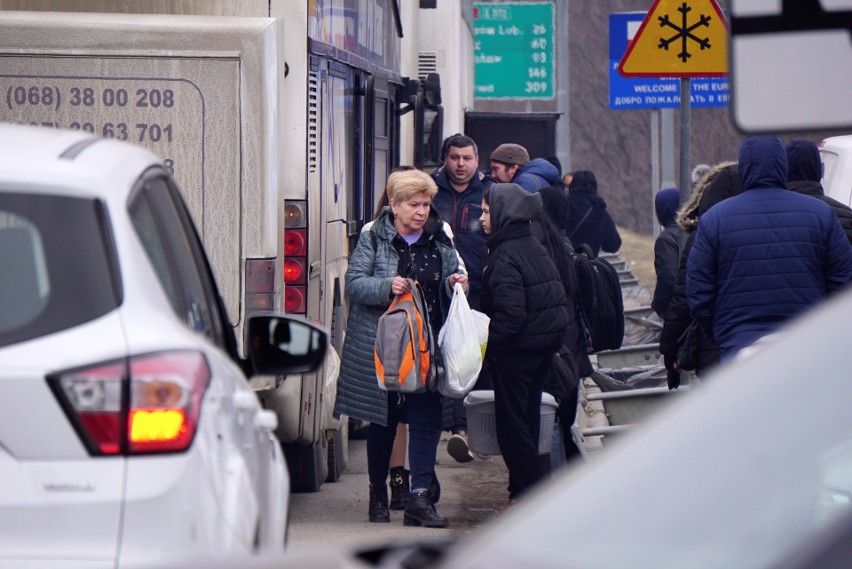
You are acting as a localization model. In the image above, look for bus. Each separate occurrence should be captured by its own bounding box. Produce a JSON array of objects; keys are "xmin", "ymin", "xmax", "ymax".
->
[{"xmin": 0, "ymin": 0, "xmax": 448, "ymax": 492}]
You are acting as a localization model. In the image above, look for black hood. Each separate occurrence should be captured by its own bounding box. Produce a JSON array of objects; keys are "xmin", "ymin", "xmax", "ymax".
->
[
  {"xmin": 568, "ymin": 170, "xmax": 598, "ymax": 195},
  {"xmin": 489, "ymin": 183, "xmax": 542, "ymax": 232},
  {"xmin": 538, "ymin": 185, "xmax": 569, "ymax": 229},
  {"xmin": 785, "ymin": 139, "xmax": 822, "ymax": 183},
  {"xmin": 698, "ymin": 164, "xmax": 743, "ymax": 217}
]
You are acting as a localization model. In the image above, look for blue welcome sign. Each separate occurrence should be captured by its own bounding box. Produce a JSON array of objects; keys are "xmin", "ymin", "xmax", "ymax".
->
[{"xmin": 609, "ymin": 12, "xmax": 730, "ymax": 110}]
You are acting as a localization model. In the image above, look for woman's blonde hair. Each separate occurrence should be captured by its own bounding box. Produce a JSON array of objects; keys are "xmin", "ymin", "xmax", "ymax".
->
[{"xmin": 386, "ymin": 168, "xmax": 438, "ymax": 204}]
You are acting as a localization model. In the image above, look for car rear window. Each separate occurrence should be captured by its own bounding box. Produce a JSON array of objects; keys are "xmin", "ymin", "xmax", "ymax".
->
[{"xmin": 0, "ymin": 192, "xmax": 121, "ymax": 347}]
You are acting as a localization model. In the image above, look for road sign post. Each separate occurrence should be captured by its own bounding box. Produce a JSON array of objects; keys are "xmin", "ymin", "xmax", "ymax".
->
[{"xmin": 618, "ymin": 0, "xmax": 728, "ymax": 249}]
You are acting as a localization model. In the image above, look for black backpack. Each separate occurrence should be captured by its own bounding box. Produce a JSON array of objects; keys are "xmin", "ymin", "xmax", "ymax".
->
[{"xmin": 572, "ymin": 244, "xmax": 624, "ymax": 353}]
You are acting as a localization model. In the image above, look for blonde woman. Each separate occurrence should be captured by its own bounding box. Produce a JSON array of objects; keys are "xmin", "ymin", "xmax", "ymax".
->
[{"xmin": 335, "ymin": 168, "xmax": 467, "ymax": 528}]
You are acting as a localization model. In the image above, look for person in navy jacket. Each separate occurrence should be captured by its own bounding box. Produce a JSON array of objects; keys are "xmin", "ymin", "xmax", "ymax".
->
[
  {"xmin": 687, "ymin": 135, "xmax": 852, "ymax": 359},
  {"xmin": 652, "ymin": 187, "xmax": 681, "ymax": 320}
]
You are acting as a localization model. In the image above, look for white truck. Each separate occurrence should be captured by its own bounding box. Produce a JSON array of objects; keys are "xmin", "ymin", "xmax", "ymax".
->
[{"xmin": 0, "ymin": 0, "xmax": 449, "ymax": 491}]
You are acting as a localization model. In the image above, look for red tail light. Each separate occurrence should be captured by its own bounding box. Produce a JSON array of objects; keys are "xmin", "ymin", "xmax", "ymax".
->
[
  {"xmin": 49, "ymin": 351, "xmax": 210, "ymax": 456},
  {"xmin": 284, "ymin": 229, "xmax": 307, "ymax": 256},
  {"xmin": 128, "ymin": 352, "xmax": 210, "ymax": 454},
  {"xmin": 284, "ymin": 287, "xmax": 306, "ymax": 313},
  {"xmin": 283, "ymin": 200, "xmax": 308, "ymax": 314},
  {"xmin": 283, "ymin": 258, "xmax": 306, "ymax": 284}
]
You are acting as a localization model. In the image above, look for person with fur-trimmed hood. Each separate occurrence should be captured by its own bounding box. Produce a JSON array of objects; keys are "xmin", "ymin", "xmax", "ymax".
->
[
  {"xmin": 479, "ymin": 183, "xmax": 569, "ymax": 507},
  {"xmin": 785, "ymin": 138, "xmax": 852, "ymax": 245},
  {"xmin": 687, "ymin": 135, "xmax": 852, "ymax": 360},
  {"xmin": 658, "ymin": 162, "xmax": 740, "ymax": 388}
]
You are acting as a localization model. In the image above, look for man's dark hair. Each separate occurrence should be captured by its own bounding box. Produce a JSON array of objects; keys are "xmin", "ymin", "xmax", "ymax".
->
[{"xmin": 442, "ymin": 134, "xmax": 478, "ymax": 161}]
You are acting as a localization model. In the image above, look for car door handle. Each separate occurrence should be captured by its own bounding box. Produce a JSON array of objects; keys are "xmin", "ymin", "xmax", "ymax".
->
[
  {"xmin": 255, "ymin": 409, "xmax": 278, "ymax": 432},
  {"xmin": 233, "ymin": 391, "xmax": 258, "ymax": 411}
]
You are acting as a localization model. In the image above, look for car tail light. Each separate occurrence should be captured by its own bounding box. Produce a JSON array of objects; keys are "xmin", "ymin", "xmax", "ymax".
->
[
  {"xmin": 128, "ymin": 352, "xmax": 210, "ymax": 454},
  {"xmin": 49, "ymin": 352, "xmax": 210, "ymax": 456},
  {"xmin": 284, "ymin": 200, "xmax": 308, "ymax": 314},
  {"xmin": 50, "ymin": 360, "xmax": 125, "ymax": 455}
]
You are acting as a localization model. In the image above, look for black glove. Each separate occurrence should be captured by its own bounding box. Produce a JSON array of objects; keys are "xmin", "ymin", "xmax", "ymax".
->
[{"xmin": 664, "ymin": 353, "xmax": 680, "ymax": 390}]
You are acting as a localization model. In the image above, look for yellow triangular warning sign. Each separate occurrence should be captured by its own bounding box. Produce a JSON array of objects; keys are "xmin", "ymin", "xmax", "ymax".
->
[{"xmin": 619, "ymin": 0, "xmax": 728, "ymax": 77}]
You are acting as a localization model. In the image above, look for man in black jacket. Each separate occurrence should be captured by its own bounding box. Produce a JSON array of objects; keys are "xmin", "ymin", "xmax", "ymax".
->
[
  {"xmin": 479, "ymin": 183, "xmax": 569, "ymax": 506},
  {"xmin": 432, "ymin": 134, "xmax": 492, "ymax": 463},
  {"xmin": 786, "ymin": 139, "xmax": 852, "ymax": 245}
]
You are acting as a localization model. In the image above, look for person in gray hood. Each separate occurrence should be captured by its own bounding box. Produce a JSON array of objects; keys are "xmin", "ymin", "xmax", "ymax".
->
[{"xmin": 479, "ymin": 183, "xmax": 569, "ymax": 507}]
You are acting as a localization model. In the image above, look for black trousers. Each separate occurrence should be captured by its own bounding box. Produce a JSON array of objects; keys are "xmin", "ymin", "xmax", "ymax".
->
[{"xmin": 491, "ymin": 351, "xmax": 552, "ymax": 501}]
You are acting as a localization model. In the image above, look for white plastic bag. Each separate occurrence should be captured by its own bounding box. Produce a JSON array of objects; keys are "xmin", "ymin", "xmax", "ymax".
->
[{"xmin": 438, "ymin": 283, "xmax": 490, "ymax": 398}]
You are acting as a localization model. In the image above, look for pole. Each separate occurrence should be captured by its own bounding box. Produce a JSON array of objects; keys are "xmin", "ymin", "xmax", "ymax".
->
[
  {"xmin": 556, "ymin": 0, "xmax": 571, "ymax": 173},
  {"xmin": 679, "ymin": 77, "xmax": 692, "ymax": 256},
  {"xmin": 651, "ymin": 109, "xmax": 660, "ymax": 239}
]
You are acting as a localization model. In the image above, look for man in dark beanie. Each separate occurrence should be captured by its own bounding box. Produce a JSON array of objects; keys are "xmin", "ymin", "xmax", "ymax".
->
[{"xmin": 489, "ymin": 143, "xmax": 559, "ymax": 193}]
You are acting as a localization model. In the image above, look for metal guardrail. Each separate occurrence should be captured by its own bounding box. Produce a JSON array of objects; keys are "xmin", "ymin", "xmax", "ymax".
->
[{"xmin": 595, "ymin": 342, "xmax": 661, "ymax": 368}]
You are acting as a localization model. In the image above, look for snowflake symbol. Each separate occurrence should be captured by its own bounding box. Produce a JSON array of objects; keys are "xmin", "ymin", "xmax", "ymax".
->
[{"xmin": 657, "ymin": 2, "xmax": 712, "ymax": 63}]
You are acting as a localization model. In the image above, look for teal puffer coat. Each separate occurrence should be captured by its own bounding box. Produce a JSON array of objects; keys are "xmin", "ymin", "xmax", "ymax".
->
[{"xmin": 334, "ymin": 207, "xmax": 461, "ymax": 426}]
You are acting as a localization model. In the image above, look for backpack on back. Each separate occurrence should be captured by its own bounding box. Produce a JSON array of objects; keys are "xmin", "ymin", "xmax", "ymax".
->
[
  {"xmin": 374, "ymin": 278, "xmax": 441, "ymax": 393},
  {"xmin": 573, "ymin": 244, "xmax": 624, "ymax": 353}
]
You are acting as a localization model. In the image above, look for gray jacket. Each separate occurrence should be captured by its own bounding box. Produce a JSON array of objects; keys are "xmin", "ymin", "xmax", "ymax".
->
[{"xmin": 334, "ymin": 207, "xmax": 462, "ymax": 426}]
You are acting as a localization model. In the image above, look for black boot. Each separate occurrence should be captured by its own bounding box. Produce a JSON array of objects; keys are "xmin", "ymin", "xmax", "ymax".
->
[
  {"xmin": 389, "ymin": 467, "xmax": 410, "ymax": 511},
  {"xmin": 430, "ymin": 470, "xmax": 441, "ymax": 504},
  {"xmin": 403, "ymin": 489, "xmax": 449, "ymax": 528},
  {"xmin": 369, "ymin": 484, "xmax": 390, "ymax": 523}
]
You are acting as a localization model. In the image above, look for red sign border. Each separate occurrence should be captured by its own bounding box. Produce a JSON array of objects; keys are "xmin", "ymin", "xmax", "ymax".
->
[{"xmin": 618, "ymin": 0, "xmax": 728, "ymax": 78}]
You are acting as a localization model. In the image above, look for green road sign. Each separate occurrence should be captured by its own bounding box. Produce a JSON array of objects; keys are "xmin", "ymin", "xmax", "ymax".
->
[{"xmin": 474, "ymin": 2, "xmax": 555, "ymax": 100}]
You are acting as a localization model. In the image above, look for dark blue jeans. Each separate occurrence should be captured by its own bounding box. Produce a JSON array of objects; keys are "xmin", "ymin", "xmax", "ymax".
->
[{"xmin": 367, "ymin": 391, "xmax": 442, "ymax": 492}]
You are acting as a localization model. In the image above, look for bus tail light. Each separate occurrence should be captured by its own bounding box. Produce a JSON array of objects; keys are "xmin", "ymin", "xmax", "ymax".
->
[
  {"xmin": 246, "ymin": 259, "xmax": 276, "ymax": 311},
  {"xmin": 284, "ymin": 200, "xmax": 308, "ymax": 315},
  {"xmin": 284, "ymin": 286, "xmax": 306, "ymax": 313}
]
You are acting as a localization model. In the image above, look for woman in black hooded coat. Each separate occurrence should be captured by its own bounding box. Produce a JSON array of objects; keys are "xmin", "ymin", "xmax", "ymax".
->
[
  {"xmin": 480, "ymin": 183, "xmax": 569, "ymax": 504},
  {"xmin": 565, "ymin": 170, "xmax": 622, "ymax": 257}
]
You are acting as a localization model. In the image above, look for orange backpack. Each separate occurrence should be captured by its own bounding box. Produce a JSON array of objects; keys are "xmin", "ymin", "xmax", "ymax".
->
[{"xmin": 374, "ymin": 278, "xmax": 441, "ymax": 393}]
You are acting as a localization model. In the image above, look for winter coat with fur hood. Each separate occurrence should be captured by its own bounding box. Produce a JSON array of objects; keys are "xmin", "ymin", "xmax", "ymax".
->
[{"xmin": 658, "ymin": 162, "xmax": 738, "ymax": 378}]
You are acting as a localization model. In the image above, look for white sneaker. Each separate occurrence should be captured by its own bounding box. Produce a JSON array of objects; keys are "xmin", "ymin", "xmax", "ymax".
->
[{"xmin": 447, "ymin": 433, "xmax": 474, "ymax": 463}]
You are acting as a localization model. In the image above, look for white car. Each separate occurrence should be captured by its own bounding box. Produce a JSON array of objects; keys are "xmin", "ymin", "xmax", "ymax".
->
[
  {"xmin": 0, "ymin": 124, "xmax": 327, "ymax": 567},
  {"xmin": 819, "ymin": 134, "xmax": 852, "ymax": 207}
]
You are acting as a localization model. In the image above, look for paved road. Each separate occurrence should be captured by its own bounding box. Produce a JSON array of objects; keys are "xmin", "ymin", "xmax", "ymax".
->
[{"xmin": 286, "ymin": 432, "xmax": 510, "ymax": 553}]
